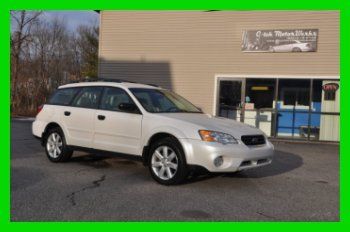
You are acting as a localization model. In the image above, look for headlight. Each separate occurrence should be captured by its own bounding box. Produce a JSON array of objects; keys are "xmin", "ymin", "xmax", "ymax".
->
[{"xmin": 198, "ymin": 130, "xmax": 238, "ymax": 145}]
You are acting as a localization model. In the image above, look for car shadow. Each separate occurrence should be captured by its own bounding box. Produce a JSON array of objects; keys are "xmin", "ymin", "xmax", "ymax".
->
[
  {"xmin": 69, "ymin": 153, "xmax": 112, "ymax": 169},
  {"xmin": 185, "ymin": 149, "xmax": 303, "ymax": 184},
  {"xmin": 67, "ymin": 149, "xmax": 303, "ymax": 184},
  {"xmin": 69, "ymin": 152, "xmax": 144, "ymax": 170}
]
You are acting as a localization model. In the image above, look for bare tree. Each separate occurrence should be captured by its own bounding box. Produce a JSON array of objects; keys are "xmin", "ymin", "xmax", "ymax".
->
[
  {"xmin": 77, "ymin": 24, "xmax": 99, "ymax": 78},
  {"xmin": 11, "ymin": 11, "xmax": 42, "ymax": 109},
  {"xmin": 29, "ymin": 18, "xmax": 78, "ymax": 111},
  {"xmin": 10, "ymin": 11, "xmax": 99, "ymax": 116}
]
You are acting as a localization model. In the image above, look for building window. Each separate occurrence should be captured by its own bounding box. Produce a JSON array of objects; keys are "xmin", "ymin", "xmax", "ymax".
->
[
  {"xmin": 281, "ymin": 88, "xmax": 309, "ymax": 107},
  {"xmin": 324, "ymin": 91, "xmax": 336, "ymax": 101},
  {"xmin": 245, "ymin": 79, "xmax": 275, "ymax": 109},
  {"xmin": 218, "ymin": 78, "xmax": 339, "ymax": 142}
]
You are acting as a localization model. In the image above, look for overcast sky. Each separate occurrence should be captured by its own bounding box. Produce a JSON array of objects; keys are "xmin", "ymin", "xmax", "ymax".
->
[
  {"xmin": 42, "ymin": 11, "xmax": 99, "ymax": 31},
  {"xmin": 11, "ymin": 10, "xmax": 99, "ymax": 32}
]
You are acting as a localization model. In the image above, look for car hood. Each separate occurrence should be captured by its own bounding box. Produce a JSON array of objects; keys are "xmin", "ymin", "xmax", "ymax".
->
[{"xmin": 158, "ymin": 113, "xmax": 264, "ymax": 139}]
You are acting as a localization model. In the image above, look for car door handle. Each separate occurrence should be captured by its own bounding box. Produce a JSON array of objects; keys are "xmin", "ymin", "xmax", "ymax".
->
[
  {"xmin": 64, "ymin": 111, "xmax": 71, "ymax": 116},
  {"xmin": 97, "ymin": 115, "xmax": 106, "ymax": 120}
]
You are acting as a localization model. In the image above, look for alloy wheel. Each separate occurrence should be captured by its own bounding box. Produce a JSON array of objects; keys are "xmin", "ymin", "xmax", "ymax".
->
[
  {"xmin": 46, "ymin": 132, "xmax": 63, "ymax": 158},
  {"xmin": 151, "ymin": 146, "xmax": 178, "ymax": 180}
]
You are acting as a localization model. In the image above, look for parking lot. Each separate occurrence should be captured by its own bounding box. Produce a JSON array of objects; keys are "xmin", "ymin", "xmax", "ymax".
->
[{"xmin": 11, "ymin": 118, "xmax": 339, "ymax": 221}]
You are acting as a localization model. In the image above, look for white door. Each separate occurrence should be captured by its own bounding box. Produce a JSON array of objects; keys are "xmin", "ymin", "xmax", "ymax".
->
[
  {"xmin": 319, "ymin": 80, "xmax": 340, "ymax": 141},
  {"xmin": 93, "ymin": 87, "xmax": 142, "ymax": 155},
  {"xmin": 61, "ymin": 86, "xmax": 103, "ymax": 147}
]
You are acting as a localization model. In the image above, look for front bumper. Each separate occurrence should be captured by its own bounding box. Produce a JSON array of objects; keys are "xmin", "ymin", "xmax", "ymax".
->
[{"xmin": 179, "ymin": 138, "xmax": 274, "ymax": 172}]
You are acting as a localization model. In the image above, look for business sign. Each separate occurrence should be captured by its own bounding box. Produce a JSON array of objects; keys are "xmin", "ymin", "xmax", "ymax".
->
[
  {"xmin": 322, "ymin": 83, "xmax": 339, "ymax": 92},
  {"xmin": 241, "ymin": 29, "xmax": 318, "ymax": 52}
]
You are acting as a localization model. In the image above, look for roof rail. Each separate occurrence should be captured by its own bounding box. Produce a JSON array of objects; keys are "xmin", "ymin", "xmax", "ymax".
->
[
  {"xmin": 75, "ymin": 78, "xmax": 135, "ymax": 83},
  {"xmin": 69, "ymin": 78, "xmax": 161, "ymax": 88},
  {"xmin": 98, "ymin": 78, "xmax": 124, "ymax": 83}
]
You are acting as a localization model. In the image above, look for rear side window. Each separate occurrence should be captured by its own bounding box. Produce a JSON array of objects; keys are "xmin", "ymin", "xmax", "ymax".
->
[
  {"xmin": 71, "ymin": 87, "xmax": 103, "ymax": 109},
  {"xmin": 48, "ymin": 88, "xmax": 79, "ymax": 106}
]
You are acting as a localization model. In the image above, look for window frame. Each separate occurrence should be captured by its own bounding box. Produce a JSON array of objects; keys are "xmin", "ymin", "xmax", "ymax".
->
[
  {"xmin": 98, "ymin": 86, "xmax": 142, "ymax": 115},
  {"xmin": 46, "ymin": 85, "xmax": 142, "ymax": 114}
]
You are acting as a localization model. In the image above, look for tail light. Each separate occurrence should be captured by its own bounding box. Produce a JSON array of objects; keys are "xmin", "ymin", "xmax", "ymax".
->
[{"xmin": 37, "ymin": 104, "xmax": 44, "ymax": 115}]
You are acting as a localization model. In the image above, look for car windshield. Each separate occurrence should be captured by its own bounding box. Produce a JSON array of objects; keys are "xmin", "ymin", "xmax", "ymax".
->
[{"xmin": 129, "ymin": 88, "xmax": 202, "ymax": 113}]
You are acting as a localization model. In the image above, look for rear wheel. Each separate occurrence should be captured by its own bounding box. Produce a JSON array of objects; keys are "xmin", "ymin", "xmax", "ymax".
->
[
  {"xmin": 45, "ymin": 127, "xmax": 73, "ymax": 162},
  {"xmin": 148, "ymin": 137, "xmax": 188, "ymax": 185}
]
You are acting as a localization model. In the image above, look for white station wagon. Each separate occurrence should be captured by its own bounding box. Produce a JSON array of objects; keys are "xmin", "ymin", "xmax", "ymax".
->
[{"xmin": 32, "ymin": 80, "xmax": 274, "ymax": 185}]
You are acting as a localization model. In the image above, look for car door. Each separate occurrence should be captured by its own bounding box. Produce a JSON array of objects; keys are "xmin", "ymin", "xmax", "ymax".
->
[
  {"xmin": 61, "ymin": 86, "xmax": 103, "ymax": 148},
  {"xmin": 277, "ymin": 43, "xmax": 289, "ymax": 52},
  {"xmin": 93, "ymin": 87, "xmax": 143, "ymax": 155}
]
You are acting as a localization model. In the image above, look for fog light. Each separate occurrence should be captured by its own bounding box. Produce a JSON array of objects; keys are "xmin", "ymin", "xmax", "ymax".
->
[{"xmin": 214, "ymin": 156, "xmax": 223, "ymax": 167}]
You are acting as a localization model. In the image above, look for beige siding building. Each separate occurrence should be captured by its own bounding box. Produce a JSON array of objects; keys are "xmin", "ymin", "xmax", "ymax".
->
[{"xmin": 98, "ymin": 11, "xmax": 339, "ymax": 142}]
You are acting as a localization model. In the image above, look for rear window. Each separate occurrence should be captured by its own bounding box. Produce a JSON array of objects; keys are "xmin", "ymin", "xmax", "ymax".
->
[{"xmin": 48, "ymin": 88, "xmax": 80, "ymax": 106}]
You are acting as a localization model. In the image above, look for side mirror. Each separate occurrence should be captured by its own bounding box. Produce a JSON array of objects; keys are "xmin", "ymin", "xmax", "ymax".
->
[{"xmin": 118, "ymin": 103, "xmax": 139, "ymax": 113}]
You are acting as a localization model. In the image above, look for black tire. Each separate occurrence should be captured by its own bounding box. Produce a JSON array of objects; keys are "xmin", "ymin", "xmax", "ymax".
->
[
  {"xmin": 148, "ymin": 137, "xmax": 188, "ymax": 185},
  {"xmin": 44, "ymin": 127, "xmax": 73, "ymax": 162}
]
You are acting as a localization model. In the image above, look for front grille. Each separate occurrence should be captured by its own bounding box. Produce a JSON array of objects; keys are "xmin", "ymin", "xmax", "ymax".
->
[
  {"xmin": 257, "ymin": 159, "xmax": 269, "ymax": 164},
  {"xmin": 241, "ymin": 135, "xmax": 265, "ymax": 146},
  {"xmin": 240, "ymin": 160, "xmax": 252, "ymax": 167}
]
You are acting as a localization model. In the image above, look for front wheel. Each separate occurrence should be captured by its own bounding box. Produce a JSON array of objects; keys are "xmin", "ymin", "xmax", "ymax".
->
[
  {"xmin": 148, "ymin": 137, "xmax": 188, "ymax": 185},
  {"xmin": 292, "ymin": 47, "xmax": 302, "ymax": 52},
  {"xmin": 45, "ymin": 127, "xmax": 73, "ymax": 162}
]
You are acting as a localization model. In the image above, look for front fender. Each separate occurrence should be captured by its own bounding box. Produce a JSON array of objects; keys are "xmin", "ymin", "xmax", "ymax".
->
[
  {"xmin": 142, "ymin": 126, "xmax": 197, "ymax": 165},
  {"xmin": 142, "ymin": 126, "xmax": 188, "ymax": 147}
]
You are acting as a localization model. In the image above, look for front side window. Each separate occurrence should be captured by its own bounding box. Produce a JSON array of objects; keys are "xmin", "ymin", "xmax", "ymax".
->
[
  {"xmin": 130, "ymin": 88, "xmax": 201, "ymax": 113},
  {"xmin": 100, "ymin": 87, "xmax": 136, "ymax": 112},
  {"xmin": 71, "ymin": 87, "xmax": 103, "ymax": 109},
  {"xmin": 48, "ymin": 88, "xmax": 79, "ymax": 106}
]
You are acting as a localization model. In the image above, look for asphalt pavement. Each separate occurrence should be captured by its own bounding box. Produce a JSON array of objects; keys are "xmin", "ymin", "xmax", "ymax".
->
[{"xmin": 11, "ymin": 118, "xmax": 339, "ymax": 221}]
